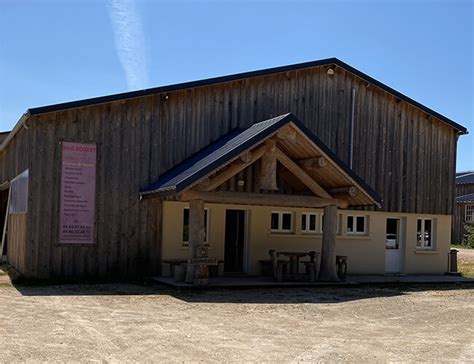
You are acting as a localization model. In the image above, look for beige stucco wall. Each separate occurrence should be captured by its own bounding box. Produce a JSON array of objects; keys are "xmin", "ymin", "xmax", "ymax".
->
[{"xmin": 161, "ymin": 201, "xmax": 452, "ymax": 276}]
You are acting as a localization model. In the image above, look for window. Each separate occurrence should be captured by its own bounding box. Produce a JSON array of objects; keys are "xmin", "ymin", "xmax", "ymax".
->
[
  {"xmin": 270, "ymin": 212, "xmax": 293, "ymax": 232},
  {"xmin": 417, "ymin": 218, "xmax": 433, "ymax": 249},
  {"xmin": 183, "ymin": 208, "xmax": 208, "ymax": 244},
  {"xmin": 346, "ymin": 215, "xmax": 366, "ymax": 234},
  {"xmin": 301, "ymin": 213, "xmax": 318, "ymax": 233},
  {"xmin": 466, "ymin": 205, "xmax": 474, "ymax": 223}
]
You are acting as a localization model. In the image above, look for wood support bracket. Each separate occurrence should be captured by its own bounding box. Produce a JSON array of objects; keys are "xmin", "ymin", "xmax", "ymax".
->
[
  {"xmin": 199, "ymin": 144, "xmax": 266, "ymax": 192},
  {"xmin": 275, "ymin": 147, "xmax": 332, "ymax": 199}
]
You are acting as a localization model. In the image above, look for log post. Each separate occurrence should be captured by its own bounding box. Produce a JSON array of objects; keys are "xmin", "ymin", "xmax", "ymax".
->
[
  {"xmin": 259, "ymin": 140, "xmax": 278, "ymax": 190},
  {"xmin": 318, "ymin": 205, "xmax": 340, "ymax": 282},
  {"xmin": 185, "ymin": 199, "xmax": 206, "ymax": 284}
]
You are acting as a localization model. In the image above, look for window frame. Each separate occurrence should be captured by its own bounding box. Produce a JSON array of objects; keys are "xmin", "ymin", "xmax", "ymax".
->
[
  {"xmin": 465, "ymin": 205, "xmax": 474, "ymax": 223},
  {"xmin": 346, "ymin": 215, "xmax": 367, "ymax": 235},
  {"xmin": 301, "ymin": 212, "xmax": 318, "ymax": 234},
  {"xmin": 417, "ymin": 218, "xmax": 434, "ymax": 250},
  {"xmin": 182, "ymin": 207, "xmax": 209, "ymax": 246},
  {"xmin": 270, "ymin": 211, "xmax": 293, "ymax": 233}
]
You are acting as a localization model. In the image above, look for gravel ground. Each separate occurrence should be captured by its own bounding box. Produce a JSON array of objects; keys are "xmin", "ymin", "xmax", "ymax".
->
[{"xmin": 0, "ymin": 281, "xmax": 473, "ymax": 362}]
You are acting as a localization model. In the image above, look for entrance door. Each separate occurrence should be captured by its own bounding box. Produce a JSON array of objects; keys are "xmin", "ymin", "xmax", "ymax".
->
[
  {"xmin": 385, "ymin": 218, "xmax": 402, "ymax": 273},
  {"xmin": 224, "ymin": 209, "xmax": 246, "ymax": 273}
]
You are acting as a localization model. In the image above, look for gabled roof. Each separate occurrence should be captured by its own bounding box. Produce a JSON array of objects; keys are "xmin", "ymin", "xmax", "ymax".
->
[
  {"xmin": 26, "ymin": 57, "xmax": 467, "ymax": 134},
  {"xmin": 141, "ymin": 113, "xmax": 382, "ymax": 207},
  {"xmin": 456, "ymin": 173, "xmax": 474, "ymax": 185},
  {"xmin": 456, "ymin": 193, "xmax": 474, "ymax": 203}
]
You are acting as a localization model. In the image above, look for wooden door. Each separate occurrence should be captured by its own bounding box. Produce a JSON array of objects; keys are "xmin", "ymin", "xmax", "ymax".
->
[{"xmin": 224, "ymin": 209, "xmax": 246, "ymax": 273}]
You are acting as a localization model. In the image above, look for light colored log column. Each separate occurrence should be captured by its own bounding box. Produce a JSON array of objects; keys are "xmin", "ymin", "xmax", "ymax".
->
[
  {"xmin": 318, "ymin": 205, "xmax": 340, "ymax": 282},
  {"xmin": 185, "ymin": 199, "xmax": 205, "ymax": 283}
]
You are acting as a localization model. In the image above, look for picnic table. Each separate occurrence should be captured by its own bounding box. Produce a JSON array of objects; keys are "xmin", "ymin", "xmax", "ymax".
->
[
  {"xmin": 278, "ymin": 251, "xmax": 311, "ymax": 274},
  {"xmin": 268, "ymin": 250, "xmax": 319, "ymax": 282}
]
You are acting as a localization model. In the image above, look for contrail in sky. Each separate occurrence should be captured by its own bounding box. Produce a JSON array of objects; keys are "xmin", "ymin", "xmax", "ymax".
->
[{"xmin": 108, "ymin": 0, "xmax": 148, "ymax": 90}]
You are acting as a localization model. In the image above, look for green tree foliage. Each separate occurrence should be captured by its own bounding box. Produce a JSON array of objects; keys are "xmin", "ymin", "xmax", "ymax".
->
[{"xmin": 462, "ymin": 222, "xmax": 474, "ymax": 248}]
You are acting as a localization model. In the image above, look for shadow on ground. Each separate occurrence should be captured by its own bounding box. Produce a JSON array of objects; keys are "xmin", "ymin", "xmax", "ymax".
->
[{"xmin": 6, "ymin": 279, "xmax": 474, "ymax": 305}]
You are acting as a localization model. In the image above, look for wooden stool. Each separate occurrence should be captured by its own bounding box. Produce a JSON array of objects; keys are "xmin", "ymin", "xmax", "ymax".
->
[
  {"xmin": 336, "ymin": 255, "xmax": 348, "ymax": 280},
  {"xmin": 269, "ymin": 250, "xmax": 289, "ymax": 282}
]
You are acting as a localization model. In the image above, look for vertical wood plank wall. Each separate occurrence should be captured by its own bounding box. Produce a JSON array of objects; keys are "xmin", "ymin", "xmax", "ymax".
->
[
  {"xmin": 0, "ymin": 127, "xmax": 31, "ymax": 275},
  {"xmin": 1, "ymin": 65, "xmax": 460, "ymax": 279},
  {"xmin": 452, "ymin": 183, "xmax": 474, "ymax": 244},
  {"xmin": 6, "ymin": 214, "xmax": 28, "ymax": 273}
]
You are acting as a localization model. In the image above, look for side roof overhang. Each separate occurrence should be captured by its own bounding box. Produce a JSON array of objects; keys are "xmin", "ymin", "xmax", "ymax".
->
[
  {"xmin": 141, "ymin": 113, "xmax": 382, "ymax": 208},
  {"xmin": 456, "ymin": 173, "xmax": 474, "ymax": 185},
  {"xmin": 456, "ymin": 193, "xmax": 474, "ymax": 204}
]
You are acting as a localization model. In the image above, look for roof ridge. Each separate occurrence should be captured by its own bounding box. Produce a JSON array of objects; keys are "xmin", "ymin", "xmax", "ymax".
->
[{"xmin": 23, "ymin": 57, "xmax": 466, "ymax": 134}]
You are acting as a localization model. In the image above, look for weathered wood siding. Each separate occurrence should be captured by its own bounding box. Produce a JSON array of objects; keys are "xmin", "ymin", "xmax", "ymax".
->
[
  {"xmin": 0, "ymin": 127, "xmax": 31, "ymax": 273},
  {"xmin": 5, "ymin": 64, "xmax": 460, "ymax": 278},
  {"xmin": 0, "ymin": 127, "xmax": 30, "ymax": 183},
  {"xmin": 455, "ymin": 183, "xmax": 474, "ymax": 197},
  {"xmin": 452, "ymin": 183, "xmax": 474, "ymax": 244},
  {"xmin": 6, "ymin": 214, "xmax": 28, "ymax": 273}
]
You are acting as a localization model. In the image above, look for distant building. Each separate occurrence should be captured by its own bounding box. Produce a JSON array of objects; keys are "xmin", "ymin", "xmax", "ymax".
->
[
  {"xmin": 0, "ymin": 58, "xmax": 468, "ymax": 282},
  {"xmin": 452, "ymin": 172, "xmax": 474, "ymax": 244}
]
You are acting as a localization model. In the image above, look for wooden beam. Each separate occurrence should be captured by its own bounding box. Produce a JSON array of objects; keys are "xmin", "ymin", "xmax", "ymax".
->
[
  {"xmin": 328, "ymin": 186, "xmax": 358, "ymax": 198},
  {"xmin": 240, "ymin": 151, "xmax": 252, "ymax": 163},
  {"xmin": 201, "ymin": 145, "xmax": 266, "ymax": 192},
  {"xmin": 275, "ymin": 148, "xmax": 332, "ymax": 199},
  {"xmin": 276, "ymin": 127, "xmax": 297, "ymax": 144},
  {"xmin": 259, "ymin": 140, "xmax": 278, "ymax": 190},
  {"xmin": 0, "ymin": 187, "xmax": 11, "ymax": 258},
  {"xmin": 298, "ymin": 157, "xmax": 327, "ymax": 169},
  {"xmin": 318, "ymin": 205, "xmax": 340, "ymax": 282},
  {"xmin": 180, "ymin": 190, "xmax": 348, "ymax": 209}
]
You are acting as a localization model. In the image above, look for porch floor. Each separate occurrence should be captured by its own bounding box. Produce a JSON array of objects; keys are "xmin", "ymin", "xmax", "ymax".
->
[{"xmin": 152, "ymin": 274, "xmax": 474, "ymax": 289}]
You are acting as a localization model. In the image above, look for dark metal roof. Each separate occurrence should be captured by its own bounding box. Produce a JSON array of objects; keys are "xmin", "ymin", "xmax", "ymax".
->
[
  {"xmin": 456, "ymin": 173, "xmax": 474, "ymax": 185},
  {"xmin": 456, "ymin": 193, "xmax": 474, "ymax": 203},
  {"xmin": 141, "ymin": 112, "xmax": 382, "ymax": 207},
  {"xmin": 456, "ymin": 171, "xmax": 473, "ymax": 177},
  {"xmin": 27, "ymin": 57, "xmax": 467, "ymax": 134}
]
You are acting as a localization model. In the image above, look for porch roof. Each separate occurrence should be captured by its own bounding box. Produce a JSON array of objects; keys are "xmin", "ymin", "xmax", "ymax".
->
[{"xmin": 141, "ymin": 113, "xmax": 382, "ymax": 207}]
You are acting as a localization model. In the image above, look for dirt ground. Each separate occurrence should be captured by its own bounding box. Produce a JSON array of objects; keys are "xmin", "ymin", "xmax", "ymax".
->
[
  {"xmin": 458, "ymin": 248, "xmax": 474, "ymax": 264},
  {"xmin": 0, "ymin": 280, "xmax": 473, "ymax": 362}
]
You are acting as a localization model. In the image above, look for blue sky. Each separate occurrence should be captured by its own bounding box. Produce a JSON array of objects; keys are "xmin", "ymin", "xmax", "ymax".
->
[{"xmin": 0, "ymin": 0, "xmax": 472, "ymax": 170}]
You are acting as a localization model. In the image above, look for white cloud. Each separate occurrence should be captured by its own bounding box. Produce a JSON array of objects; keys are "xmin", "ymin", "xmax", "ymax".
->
[{"xmin": 108, "ymin": 0, "xmax": 149, "ymax": 90}]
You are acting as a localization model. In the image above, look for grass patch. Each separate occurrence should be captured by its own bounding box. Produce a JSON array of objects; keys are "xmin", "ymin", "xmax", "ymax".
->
[
  {"xmin": 459, "ymin": 263, "xmax": 474, "ymax": 278},
  {"xmin": 452, "ymin": 244, "xmax": 473, "ymax": 250},
  {"xmin": 0, "ymin": 271, "xmax": 6, "ymax": 276}
]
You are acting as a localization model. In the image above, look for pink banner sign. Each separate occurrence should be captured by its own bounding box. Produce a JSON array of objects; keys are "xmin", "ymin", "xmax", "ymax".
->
[{"xmin": 59, "ymin": 142, "xmax": 97, "ymax": 244}]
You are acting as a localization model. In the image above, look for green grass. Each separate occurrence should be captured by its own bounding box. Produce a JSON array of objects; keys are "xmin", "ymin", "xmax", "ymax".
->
[
  {"xmin": 451, "ymin": 244, "xmax": 473, "ymax": 250},
  {"xmin": 459, "ymin": 263, "xmax": 474, "ymax": 278}
]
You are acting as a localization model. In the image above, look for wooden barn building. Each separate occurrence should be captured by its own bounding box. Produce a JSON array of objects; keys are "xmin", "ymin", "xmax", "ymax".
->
[
  {"xmin": 452, "ymin": 172, "xmax": 474, "ymax": 244},
  {"xmin": 0, "ymin": 58, "xmax": 468, "ymax": 283}
]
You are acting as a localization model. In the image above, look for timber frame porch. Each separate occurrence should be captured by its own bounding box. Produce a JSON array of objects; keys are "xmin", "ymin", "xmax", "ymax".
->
[{"xmin": 141, "ymin": 113, "xmax": 382, "ymax": 286}]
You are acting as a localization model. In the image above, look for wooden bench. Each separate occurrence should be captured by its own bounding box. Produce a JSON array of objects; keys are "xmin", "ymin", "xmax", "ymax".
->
[
  {"xmin": 300, "ymin": 251, "xmax": 320, "ymax": 282},
  {"xmin": 163, "ymin": 259, "xmax": 224, "ymax": 278}
]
